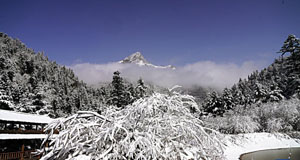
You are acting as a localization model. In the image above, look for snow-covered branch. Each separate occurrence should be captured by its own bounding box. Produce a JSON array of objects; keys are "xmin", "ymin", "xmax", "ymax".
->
[{"xmin": 41, "ymin": 92, "xmax": 224, "ymax": 160}]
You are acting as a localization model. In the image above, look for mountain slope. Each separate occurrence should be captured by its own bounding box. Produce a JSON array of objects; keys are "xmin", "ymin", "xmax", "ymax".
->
[
  {"xmin": 0, "ymin": 33, "xmax": 106, "ymax": 117},
  {"xmin": 202, "ymin": 34, "xmax": 300, "ymax": 115}
]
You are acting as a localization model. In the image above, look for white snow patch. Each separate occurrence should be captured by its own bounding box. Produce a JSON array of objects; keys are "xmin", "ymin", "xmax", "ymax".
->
[
  {"xmin": 224, "ymin": 132, "xmax": 300, "ymax": 160},
  {"xmin": 71, "ymin": 155, "xmax": 91, "ymax": 160},
  {"xmin": 118, "ymin": 52, "xmax": 175, "ymax": 69},
  {"xmin": 0, "ymin": 109, "xmax": 54, "ymax": 124},
  {"xmin": 0, "ymin": 134, "xmax": 48, "ymax": 140}
]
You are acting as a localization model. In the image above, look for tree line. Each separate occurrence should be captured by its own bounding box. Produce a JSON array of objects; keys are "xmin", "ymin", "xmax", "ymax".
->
[{"xmin": 202, "ymin": 34, "xmax": 300, "ymax": 116}]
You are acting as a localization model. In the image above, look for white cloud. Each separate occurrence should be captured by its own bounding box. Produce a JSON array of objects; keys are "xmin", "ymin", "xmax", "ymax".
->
[{"xmin": 70, "ymin": 61, "xmax": 260, "ymax": 90}]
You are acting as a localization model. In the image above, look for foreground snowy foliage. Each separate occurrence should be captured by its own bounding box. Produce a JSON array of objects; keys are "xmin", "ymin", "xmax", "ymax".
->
[{"xmin": 41, "ymin": 92, "xmax": 224, "ymax": 160}]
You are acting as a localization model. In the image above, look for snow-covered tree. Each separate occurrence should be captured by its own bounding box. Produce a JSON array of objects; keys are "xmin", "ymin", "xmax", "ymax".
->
[
  {"xmin": 135, "ymin": 78, "xmax": 147, "ymax": 99},
  {"xmin": 0, "ymin": 88, "xmax": 13, "ymax": 110},
  {"xmin": 221, "ymin": 88, "xmax": 234, "ymax": 110},
  {"xmin": 278, "ymin": 34, "xmax": 300, "ymax": 57},
  {"xmin": 202, "ymin": 91, "xmax": 224, "ymax": 116},
  {"xmin": 124, "ymin": 83, "xmax": 136, "ymax": 104},
  {"xmin": 41, "ymin": 92, "xmax": 224, "ymax": 160},
  {"xmin": 268, "ymin": 83, "xmax": 284, "ymax": 102},
  {"xmin": 254, "ymin": 82, "xmax": 268, "ymax": 103},
  {"xmin": 107, "ymin": 71, "xmax": 127, "ymax": 108}
]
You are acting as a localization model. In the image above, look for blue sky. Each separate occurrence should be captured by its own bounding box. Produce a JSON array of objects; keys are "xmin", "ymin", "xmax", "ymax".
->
[{"xmin": 1, "ymin": 0, "xmax": 300, "ymax": 67}]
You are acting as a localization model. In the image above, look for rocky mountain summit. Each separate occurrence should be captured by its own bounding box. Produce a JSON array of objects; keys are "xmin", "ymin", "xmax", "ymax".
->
[{"xmin": 119, "ymin": 52, "xmax": 175, "ymax": 69}]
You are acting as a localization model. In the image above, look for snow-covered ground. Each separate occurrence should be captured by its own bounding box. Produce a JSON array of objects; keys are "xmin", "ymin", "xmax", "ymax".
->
[
  {"xmin": 49, "ymin": 132, "xmax": 300, "ymax": 160},
  {"xmin": 224, "ymin": 132, "xmax": 300, "ymax": 160}
]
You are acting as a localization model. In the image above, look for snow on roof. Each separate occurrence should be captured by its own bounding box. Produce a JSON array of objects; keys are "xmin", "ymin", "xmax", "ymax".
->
[
  {"xmin": 0, "ymin": 109, "xmax": 54, "ymax": 124},
  {"xmin": 0, "ymin": 134, "xmax": 47, "ymax": 140}
]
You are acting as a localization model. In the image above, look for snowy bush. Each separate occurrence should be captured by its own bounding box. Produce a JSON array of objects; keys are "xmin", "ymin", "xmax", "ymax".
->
[
  {"xmin": 41, "ymin": 92, "xmax": 224, "ymax": 160},
  {"xmin": 256, "ymin": 99, "xmax": 300, "ymax": 132},
  {"xmin": 204, "ymin": 98, "xmax": 300, "ymax": 134},
  {"xmin": 204, "ymin": 109, "xmax": 260, "ymax": 134},
  {"xmin": 226, "ymin": 114, "xmax": 260, "ymax": 134},
  {"xmin": 266, "ymin": 118, "xmax": 284, "ymax": 132}
]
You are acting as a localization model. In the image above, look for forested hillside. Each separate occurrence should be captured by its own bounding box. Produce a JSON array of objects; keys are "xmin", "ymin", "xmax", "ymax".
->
[
  {"xmin": 203, "ymin": 34, "xmax": 300, "ymax": 116},
  {"xmin": 0, "ymin": 33, "xmax": 150, "ymax": 117}
]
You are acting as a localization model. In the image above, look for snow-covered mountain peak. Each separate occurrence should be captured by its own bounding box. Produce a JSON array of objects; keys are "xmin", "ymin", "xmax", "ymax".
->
[
  {"xmin": 119, "ymin": 52, "xmax": 150, "ymax": 65},
  {"xmin": 119, "ymin": 52, "xmax": 176, "ymax": 69}
]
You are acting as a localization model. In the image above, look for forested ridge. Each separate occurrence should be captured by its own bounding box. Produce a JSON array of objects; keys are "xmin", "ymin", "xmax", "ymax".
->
[
  {"xmin": 201, "ymin": 35, "xmax": 300, "ymax": 135},
  {"xmin": 203, "ymin": 34, "xmax": 300, "ymax": 116}
]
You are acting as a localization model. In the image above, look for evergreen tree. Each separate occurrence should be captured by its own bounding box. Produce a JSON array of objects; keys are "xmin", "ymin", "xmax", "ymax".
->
[
  {"xmin": 0, "ymin": 88, "xmax": 13, "ymax": 110},
  {"xmin": 108, "ymin": 71, "xmax": 127, "ymax": 108},
  {"xmin": 125, "ymin": 83, "xmax": 136, "ymax": 104},
  {"xmin": 202, "ymin": 91, "xmax": 224, "ymax": 116},
  {"xmin": 135, "ymin": 78, "xmax": 147, "ymax": 99},
  {"xmin": 254, "ymin": 82, "xmax": 268, "ymax": 103},
  {"xmin": 278, "ymin": 34, "xmax": 300, "ymax": 57},
  {"xmin": 222, "ymin": 88, "xmax": 234, "ymax": 110},
  {"xmin": 280, "ymin": 35, "xmax": 300, "ymax": 97},
  {"xmin": 267, "ymin": 83, "xmax": 284, "ymax": 102}
]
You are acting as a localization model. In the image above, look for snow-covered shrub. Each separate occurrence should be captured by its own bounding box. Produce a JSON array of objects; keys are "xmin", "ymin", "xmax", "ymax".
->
[
  {"xmin": 41, "ymin": 92, "xmax": 224, "ymax": 160},
  {"xmin": 226, "ymin": 114, "xmax": 260, "ymax": 134},
  {"xmin": 204, "ymin": 109, "xmax": 260, "ymax": 134},
  {"xmin": 256, "ymin": 99, "xmax": 300, "ymax": 132},
  {"xmin": 266, "ymin": 118, "xmax": 284, "ymax": 132}
]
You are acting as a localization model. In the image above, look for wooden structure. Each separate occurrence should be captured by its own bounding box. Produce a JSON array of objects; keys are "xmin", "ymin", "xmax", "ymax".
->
[
  {"xmin": 0, "ymin": 109, "xmax": 54, "ymax": 160},
  {"xmin": 0, "ymin": 147, "xmax": 38, "ymax": 160}
]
